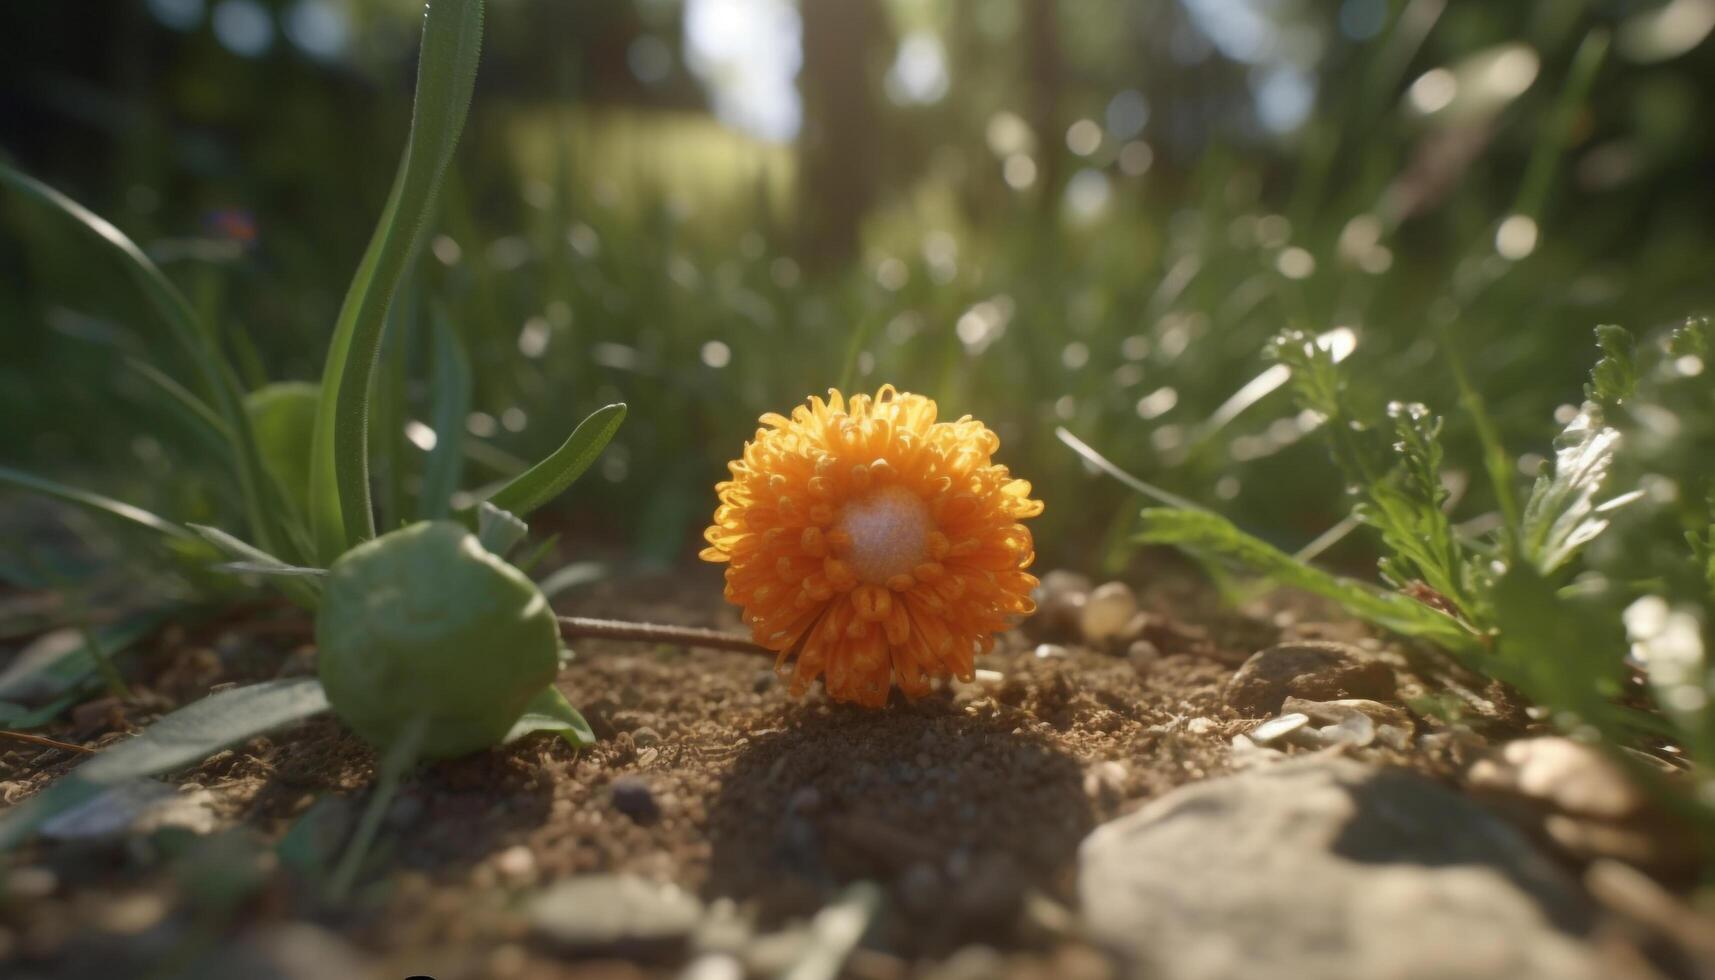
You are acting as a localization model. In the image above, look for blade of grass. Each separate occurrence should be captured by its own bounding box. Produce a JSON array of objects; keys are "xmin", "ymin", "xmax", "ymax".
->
[
  {"xmin": 419, "ymin": 307, "xmax": 471, "ymax": 520},
  {"xmin": 1054, "ymin": 426, "xmax": 1206, "ymax": 511},
  {"xmin": 308, "ymin": 0, "xmax": 485, "ymax": 560},
  {"xmin": 327, "ymin": 714, "xmax": 425, "ymax": 902},
  {"xmin": 0, "ymin": 465, "xmax": 194, "ymax": 542},
  {"xmin": 1440, "ymin": 330, "xmax": 1521, "ymax": 547},
  {"xmin": 1137, "ymin": 507, "xmax": 1480, "ymax": 652},
  {"xmin": 482, "ymin": 403, "xmax": 626, "ymax": 519},
  {"xmin": 1512, "ymin": 28, "xmax": 1609, "ymax": 222},
  {"xmin": 0, "ymin": 164, "xmax": 286, "ymax": 559}
]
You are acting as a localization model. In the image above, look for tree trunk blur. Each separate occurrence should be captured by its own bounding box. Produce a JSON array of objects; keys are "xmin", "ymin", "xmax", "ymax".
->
[
  {"xmin": 1024, "ymin": 0, "xmax": 1063, "ymax": 215},
  {"xmin": 796, "ymin": 0, "xmax": 890, "ymax": 270}
]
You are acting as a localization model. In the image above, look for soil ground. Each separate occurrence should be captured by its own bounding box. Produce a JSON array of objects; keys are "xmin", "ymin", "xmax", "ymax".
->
[{"xmin": 0, "ymin": 562, "xmax": 1641, "ymax": 979}]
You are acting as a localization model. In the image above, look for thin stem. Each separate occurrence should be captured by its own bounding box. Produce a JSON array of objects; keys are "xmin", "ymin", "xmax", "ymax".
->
[
  {"xmin": 557, "ymin": 616, "xmax": 766, "ymax": 654},
  {"xmin": 327, "ymin": 715, "xmax": 424, "ymax": 903},
  {"xmin": 1054, "ymin": 426, "xmax": 1208, "ymax": 512},
  {"xmin": 0, "ymin": 730, "xmax": 95, "ymax": 754},
  {"xmin": 79, "ymin": 623, "xmax": 132, "ymax": 700}
]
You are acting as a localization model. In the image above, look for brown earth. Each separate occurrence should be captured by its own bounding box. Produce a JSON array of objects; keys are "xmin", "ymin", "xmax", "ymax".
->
[{"xmin": 0, "ymin": 565, "xmax": 1613, "ymax": 979}]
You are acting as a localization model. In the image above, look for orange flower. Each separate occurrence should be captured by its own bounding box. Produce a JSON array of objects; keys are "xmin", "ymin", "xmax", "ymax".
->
[{"xmin": 701, "ymin": 386, "xmax": 1043, "ymax": 707}]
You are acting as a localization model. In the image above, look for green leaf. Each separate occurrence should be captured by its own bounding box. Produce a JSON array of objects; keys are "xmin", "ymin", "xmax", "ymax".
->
[
  {"xmin": 316, "ymin": 521, "xmax": 560, "ymax": 760},
  {"xmin": 538, "ymin": 560, "xmax": 608, "ymax": 599},
  {"xmin": 1272, "ymin": 329, "xmax": 1480, "ymax": 621},
  {"xmin": 1519, "ymin": 404, "xmax": 1638, "ymax": 575},
  {"xmin": 0, "ymin": 693, "xmax": 82, "ymax": 729},
  {"xmin": 308, "ymin": 0, "xmax": 486, "ymax": 561},
  {"xmin": 187, "ymin": 524, "xmax": 324, "ymax": 606},
  {"xmin": 1441, "ymin": 334, "xmax": 1521, "ymax": 547},
  {"xmin": 1669, "ymin": 316, "xmax": 1709, "ymax": 359},
  {"xmin": 1136, "ymin": 508, "xmax": 1477, "ymax": 650},
  {"xmin": 0, "ymin": 465, "xmax": 194, "ymax": 542},
  {"xmin": 1365, "ymin": 402, "xmax": 1469, "ymax": 615},
  {"xmin": 0, "ymin": 678, "xmax": 331, "ymax": 851},
  {"xmin": 126, "ymin": 356, "xmax": 231, "ymax": 447},
  {"xmin": 475, "ymin": 502, "xmax": 529, "ymax": 558},
  {"xmin": 1492, "ymin": 563, "xmax": 1629, "ymax": 726},
  {"xmin": 483, "ymin": 403, "xmax": 627, "ymax": 519},
  {"xmin": 0, "ymin": 617, "xmax": 161, "ymax": 703},
  {"xmin": 505, "ymin": 685, "xmax": 596, "ymax": 749},
  {"xmin": 419, "ymin": 308, "xmax": 471, "ymax": 520},
  {"xmin": 0, "ymin": 162, "xmax": 288, "ymax": 561},
  {"xmin": 77, "ymin": 677, "xmax": 331, "ymax": 784},
  {"xmin": 246, "ymin": 381, "xmax": 320, "ymax": 520},
  {"xmin": 513, "ymin": 532, "xmax": 562, "ymax": 576},
  {"xmin": 1585, "ymin": 324, "xmax": 1638, "ymax": 407}
]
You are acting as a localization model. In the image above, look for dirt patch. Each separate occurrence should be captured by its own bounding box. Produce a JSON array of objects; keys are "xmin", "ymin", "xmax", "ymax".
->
[{"xmin": 0, "ymin": 568, "xmax": 1477, "ymax": 978}]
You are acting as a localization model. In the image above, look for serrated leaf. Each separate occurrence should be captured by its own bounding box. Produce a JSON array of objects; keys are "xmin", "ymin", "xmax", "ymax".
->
[
  {"xmin": 1136, "ymin": 508, "xmax": 1477, "ymax": 650},
  {"xmin": 482, "ymin": 403, "xmax": 627, "ymax": 519},
  {"xmin": 1668, "ymin": 315, "xmax": 1709, "ymax": 359},
  {"xmin": 1585, "ymin": 323, "xmax": 1637, "ymax": 407},
  {"xmin": 1363, "ymin": 401, "xmax": 1469, "ymax": 614},
  {"xmin": 1519, "ymin": 403, "xmax": 1635, "ymax": 574},
  {"xmin": 505, "ymin": 685, "xmax": 596, "ymax": 749}
]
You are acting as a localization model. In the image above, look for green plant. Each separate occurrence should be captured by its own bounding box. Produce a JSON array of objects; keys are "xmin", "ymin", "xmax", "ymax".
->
[
  {"xmin": 0, "ymin": 0, "xmax": 621, "ymax": 863},
  {"xmin": 1121, "ymin": 317, "xmax": 1714, "ymax": 843},
  {"xmin": 317, "ymin": 520, "xmax": 564, "ymax": 760}
]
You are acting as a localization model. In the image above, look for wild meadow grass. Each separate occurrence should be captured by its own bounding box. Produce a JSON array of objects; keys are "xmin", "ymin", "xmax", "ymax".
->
[{"xmin": 0, "ymin": 0, "xmax": 1712, "ymax": 873}]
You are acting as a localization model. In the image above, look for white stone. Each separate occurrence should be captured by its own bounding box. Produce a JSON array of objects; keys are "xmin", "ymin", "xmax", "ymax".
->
[{"xmin": 1081, "ymin": 581, "xmax": 1139, "ymax": 642}]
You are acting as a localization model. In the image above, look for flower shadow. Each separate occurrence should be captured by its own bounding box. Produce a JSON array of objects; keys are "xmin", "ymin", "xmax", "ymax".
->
[{"xmin": 704, "ymin": 695, "xmax": 1094, "ymax": 955}]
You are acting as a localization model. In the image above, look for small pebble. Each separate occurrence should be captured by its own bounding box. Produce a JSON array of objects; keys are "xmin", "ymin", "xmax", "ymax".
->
[
  {"xmin": 1081, "ymin": 582, "xmax": 1139, "ymax": 643},
  {"xmin": 1250, "ymin": 713, "xmax": 1310, "ymax": 745},
  {"xmin": 632, "ymin": 726, "xmax": 662, "ymax": 748},
  {"xmin": 1033, "ymin": 643, "xmax": 1069, "ymax": 659},
  {"xmin": 494, "ymin": 845, "xmax": 537, "ymax": 887},
  {"xmin": 680, "ymin": 953, "xmax": 744, "ymax": 980},
  {"xmin": 1127, "ymin": 639, "xmax": 1160, "ymax": 674},
  {"xmin": 1119, "ymin": 610, "xmax": 1154, "ymax": 642},
  {"xmin": 5, "ymin": 867, "xmax": 57, "ymax": 899},
  {"xmin": 610, "ymin": 775, "xmax": 660, "ymax": 824}
]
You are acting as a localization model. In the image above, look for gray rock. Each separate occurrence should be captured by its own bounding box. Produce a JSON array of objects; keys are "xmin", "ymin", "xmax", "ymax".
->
[
  {"xmin": 529, "ymin": 874, "xmax": 704, "ymax": 953},
  {"xmin": 1078, "ymin": 757, "xmax": 1600, "ymax": 980},
  {"xmin": 187, "ymin": 924, "xmax": 368, "ymax": 980},
  {"xmin": 1225, "ymin": 641, "xmax": 1396, "ymax": 715}
]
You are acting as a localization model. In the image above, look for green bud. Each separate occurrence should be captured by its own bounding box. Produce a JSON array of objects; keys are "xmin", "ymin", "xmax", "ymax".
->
[
  {"xmin": 317, "ymin": 521, "xmax": 561, "ymax": 759},
  {"xmin": 245, "ymin": 381, "xmax": 319, "ymax": 516}
]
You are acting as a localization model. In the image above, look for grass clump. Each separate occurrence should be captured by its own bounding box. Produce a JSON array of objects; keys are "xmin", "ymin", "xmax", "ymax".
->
[{"xmin": 1136, "ymin": 316, "xmax": 1715, "ymax": 843}]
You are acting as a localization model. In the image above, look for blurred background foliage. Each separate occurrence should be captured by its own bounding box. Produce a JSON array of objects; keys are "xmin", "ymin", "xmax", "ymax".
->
[{"xmin": 2, "ymin": 0, "xmax": 1713, "ymax": 573}]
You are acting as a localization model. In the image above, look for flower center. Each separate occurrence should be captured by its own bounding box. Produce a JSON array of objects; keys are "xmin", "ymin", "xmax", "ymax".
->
[{"xmin": 836, "ymin": 485, "xmax": 931, "ymax": 585}]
